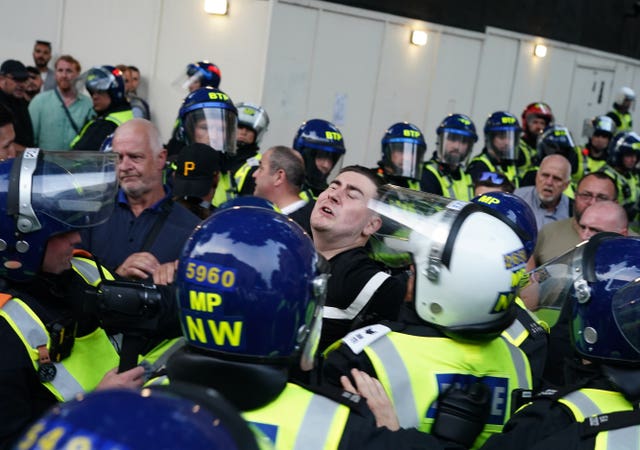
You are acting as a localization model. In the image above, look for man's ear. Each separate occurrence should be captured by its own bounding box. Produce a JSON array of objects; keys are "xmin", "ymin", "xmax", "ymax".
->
[
  {"xmin": 273, "ymin": 169, "xmax": 285, "ymax": 187},
  {"xmin": 157, "ymin": 148, "xmax": 168, "ymax": 169},
  {"xmin": 363, "ymin": 214, "xmax": 382, "ymax": 237}
]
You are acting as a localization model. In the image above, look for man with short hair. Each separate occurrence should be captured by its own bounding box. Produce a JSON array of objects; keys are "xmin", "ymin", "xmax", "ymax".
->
[
  {"xmin": 80, "ymin": 119, "xmax": 200, "ymax": 279},
  {"xmin": 24, "ymin": 67, "xmax": 43, "ymax": 102},
  {"xmin": 253, "ymin": 145, "xmax": 313, "ymax": 234},
  {"xmin": 32, "ymin": 40, "xmax": 55, "ymax": 91},
  {"xmin": 0, "ymin": 59, "xmax": 34, "ymax": 150},
  {"xmin": 28, "ymin": 55, "xmax": 93, "ymax": 150},
  {"xmin": 311, "ymin": 165, "xmax": 405, "ymax": 351},
  {"xmin": 514, "ymin": 154, "xmax": 572, "ymax": 230},
  {"xmin": 529, "ymin": 172, "xmax": 618, "ymax": 269}
]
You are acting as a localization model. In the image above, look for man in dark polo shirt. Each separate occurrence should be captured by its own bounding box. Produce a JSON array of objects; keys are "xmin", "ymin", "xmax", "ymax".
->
[{"xmin": 81, "ymin": 118, "xmax": 200, "ymax": 279}]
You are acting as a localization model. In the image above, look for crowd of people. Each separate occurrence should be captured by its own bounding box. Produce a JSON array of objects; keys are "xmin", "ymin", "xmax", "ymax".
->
[{"xmin": 1, "ymin": 39, "xmax": 640, "ymax": 450}]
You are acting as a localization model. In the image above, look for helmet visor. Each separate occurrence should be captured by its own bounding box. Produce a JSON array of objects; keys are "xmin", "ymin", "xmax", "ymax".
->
[
  {"xmin": 31, "ymin": 150, "xmax": 118, "ymax": 227},
  {"xmin": 184, "ymin": 108, "xmax": 237, "ymax": 155},
  {"xmin": 79, "ymin": 66, "xmax": 115, "ymax": 93},
  {"xmin": 487, "ymin": 129, "xmax": 520, "ymax": 162},
  {"xmin": 612, "ymin": 280, "xmax": 640, "ymax": 355},
  {"xmin": 437, "ymin": 131, "xmax": 474, "ymax": 166},
  {"xmin": 382, "ymin": 141, "xmax": 425, "ymax": 179},
  {"xmin": 519, "ymin": 243, "xmax": 586, "ymax": 311}
]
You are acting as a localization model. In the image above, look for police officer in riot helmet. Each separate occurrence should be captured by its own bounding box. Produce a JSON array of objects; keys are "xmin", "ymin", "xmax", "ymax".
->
[
  {"xmin": 322, "ymin": 186, "xmax": 533, "ymax": 449},
  {"xmin": 0, "ymin": 150, "xmax": 146, "ymax": 447},
  {"xmin": 483, "ymin": 234, "xmax": 640, "ymax": 450},
  {"xmin": 377, "ymin": 122, "xmax": 426, "ymax": 190},
  {"xmin": 163, "ymin": 205, "xmax": 467, "ymax": 449},
  {"xmin": 292, "ymin": 118, "xmax": 346, "ymax": 199}
]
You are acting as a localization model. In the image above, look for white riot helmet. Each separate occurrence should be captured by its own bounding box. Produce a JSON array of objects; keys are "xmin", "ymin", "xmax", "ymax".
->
[
  {"xmin": 369, "ymin": 185, "xmax": 527, "ymax": 338},
  {"xmin": 236, "ymin": 102, "xmax": 270, "ymax": 144},
  {"xmin": 614, "ymin": 86, "xmax": 636, "ymax": 107}
]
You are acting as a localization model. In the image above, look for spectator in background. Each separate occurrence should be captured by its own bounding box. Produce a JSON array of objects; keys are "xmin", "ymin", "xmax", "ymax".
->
[
  {"xmin": 0, "ymin": 59, "xmax": 34, "ymax": 150},
  {"xmin": 514, "ymin": 154, "xmax": 572, "ymax": 230},
  {"xmin": 0, "ymin": 104, "xmax": 17, "ymax": 161},
  {"xmin": 32, "ymin": 40, "xmax": 55, "ymax": 91},
  {"xmin": 127, "ymin": 65, "xmax": 150, "ymax": 120},
  {"xmin": 253, "ymin": 145, "xmax": 314, "ymax": 234},
  {"xmin": 29, "ymin": 55, "xmax": 93, "ymax": 150},
  {"xmin": 24, "ymin": 67, "xmax": 42, "ymax": 102}
]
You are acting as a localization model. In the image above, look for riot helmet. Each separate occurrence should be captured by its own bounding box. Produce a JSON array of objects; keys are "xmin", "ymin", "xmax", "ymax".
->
[
  {"xmin": 613, "ymin": 86, "xmax": 635, "ymax": 112},
  {"xmin": 536, "ymin": 125, "xmax": 576, "ymax": 160},
  {"xmin": 369, "ymin": 186, "xmax": 526, "ymax": 339},
  {"xmin": 606, "ymin": 131, "xmax": 640, "ymax": 170},
  {"xmin": 81, "ymin": 65, "xmax": 127, "ymax": 106},
  {"xmin": 435, "ymin": 114, "xmax": 478, "ymax": 168},
  {"xmin": 521, "ymin": 102, "xmax": 554, "ymax": 137},
  {"xmin": 380, "ymin": 122, "xmax": 426, "ymax": 180},
  {"xmin": 524, "ymin": 234, "xmax": 640, "ymax": 366},
  {"xmin": 15, "ymin": 384, "xmax": 263, "ymax": 450},
  {"xmin": 178, "ymin": 86, "xmax": 237, "ymax": 155},
  {"xmin": 185, "ymin": 60, "xmax": 222, "ymax": 90},
  {"xmin": 483, "ymin": 111, "xmax": 521, "ymax": 163},
  {"xmin": 292, "ymin": 119, "xmax": 346, "ymax": 194},
  {"xmin": 236, "ymin": 102, "xmax": 270, "ymax": 145},
  {"xmin": 472, "ymin": 191, "xmax": 537, "ymax": 259},
  {"xmin": 0, "ymin": 149, "xmax": 118, "ymax": 281}
]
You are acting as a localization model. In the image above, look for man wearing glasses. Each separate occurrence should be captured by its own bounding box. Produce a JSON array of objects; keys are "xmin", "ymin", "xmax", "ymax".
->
[{"xmin": 528, "ymin": 172, "xmax": 617, "ymax": 269}]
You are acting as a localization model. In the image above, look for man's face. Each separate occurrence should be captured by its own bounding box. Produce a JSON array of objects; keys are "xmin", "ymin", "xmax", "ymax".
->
[
  {"xmin": 589, "ymin": 133, "xmax": 610, "ymax": 154},
  {"xmin": 315, "ymin": 152, "xmax": 335, "ymax": 175},
  {"xmin": 128, "ymin": 69, "xmax": 140, "ymax": 93},
  {"xmin": 311, "ymin": 170, "xmax": 380, "ymax": 241},
  {"xmin": 535, "ymin": 158, "xmax": 569, "ymax": 204},
  {"xmin": 622, "ymin": 152, "xmax": 638, "ymax": 170},
  {"xmin": 55, "ymin": 60, "xmax": 79, "ymax": 92},
  {"xmin": 252, "ymin": 150, "xmax": 275, "ymax": 198},
  {"xmin": 526, "ymin": 116, "xmax": 548, "ymax": 135},
  {"xmin": 90, "ymin": 90, "xmax": 111, "ymax": 113},
  {"xmin": 0, "ymin": 123, "xmax": 16, "ymax": 161},
  {"xmin": 491, "ymin": 132, "xmax": 511, "ymax": 153},
  {"xmin": 237, "ymin": 126, "xmax": 256, "ymax": 145},
  {"xmin": 444, "ymin": 135, "xmax": 470, "ymax": 160},
  {"xmin": 121, "ymin": 69, "xmax": 132, "ymax": 94},
  {"xmin": 41, "ymin": 231, "xmax": 81, "ymax": 274},
  {"xmin": 574, "ymin": 175, "xmax": 617, "ymax": 220},
  {"xmin": 33, "ymin": 44, "xmax": 51, "ymax": 69},
  {"xmin": 578, "ymin": 205, "xmax": 626, "ymax": 241},
  {"xmin": 113, "ymin": 125, "xmax": 166, "ymax": 199},
  {"xmin": 25, "ymin": 72, "xmax": 42, "ymax": 96},
  {"xmin": 0, "ymin": 74, "xmax": 27, "ymax": 98}
]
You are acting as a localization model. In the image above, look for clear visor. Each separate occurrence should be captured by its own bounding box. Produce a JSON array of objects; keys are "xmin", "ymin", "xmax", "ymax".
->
[
  {"xmin": 77, "ymin": 67, "xmax": 114, "ymax": 94},
  {"xmin": 382, "ymin": 141, "xmax": 425, "ymax": 179},
  {"xmin": 437, "ymin": 131, "xmax": 474, "ymax": 166},
  {"xmin": 612, "ymin": 280, "xmax": 640, "ymax": 355},
  {"xmin": 518, "ymin": 243, "xmax": 586, "ymax": 311},
  {"xmin": 538, "ymin": 129, "xmax": 575, "ymax": 157},
  {"xmin": 184, "ymin": 108, "xmax": 237, "ymax": 155},
  {"xmin": 29, "ymin": 150, "xmax": 118, "ymax": 228},
  {"xmin": 368, "ymin": 185, "xmax": 468, "ymax": 262},
  {"xmin": 487, "ymin": 130, "xmax": 520, "ymax": 162}
]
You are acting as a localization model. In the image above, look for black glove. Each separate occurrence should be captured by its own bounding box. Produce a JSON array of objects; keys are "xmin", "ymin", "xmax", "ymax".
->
[{"xmin": 431, "ymin": 381, "xmax": 491, "ymax": 448}]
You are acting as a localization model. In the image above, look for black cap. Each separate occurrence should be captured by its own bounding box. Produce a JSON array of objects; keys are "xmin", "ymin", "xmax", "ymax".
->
[
  {"xmin": 0, "ymin": 60, "xmax": 29, "ymax": 80},
  {"xmin": 173, "ymin": 143, "xmax": 222, "ymax": 198}
]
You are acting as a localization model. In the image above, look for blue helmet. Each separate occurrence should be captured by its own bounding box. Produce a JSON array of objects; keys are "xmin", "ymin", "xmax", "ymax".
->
[
  {"xmin": 529, "ymin": 234, "xmax": 640, "ymax": 366},
  {"xmin": 436, "ymin": 113, "xmax": 478, "ymax": 167},
  {"xmin": 606, "ymin": 131, "xmax": 640, "ymax": 168},
  {"xmin": 536, "ymin": 125, "xmax": 576, "ymax": 160},
  {"xmin": 483, "ymin": 111, "xmax": 521, "ymax": 163},
  {"xmin": 380, "ymin": 122, "xmax": 426, "ymax": 180},
  {"xmin": 0, "ymin": 149, "xmax": 118, "ymax": 281},
  {"xmin": 15, "ymin": 384, "xmax": 262, "ymax": 450},
  {"xmin": 186, "ymin": 60, "xmax": 222, "ymax": 89},
  {"xmin": 292, "ymin": 119, "xmax": 346, "ymax": 192},
  {"xmin": 175, "ymin": 206, "xmax": 328, "ymax": 369},
  {"xmin": 178, "ymin": 86, "xmax": 238, "ymax": 154},
  {"xmin": 218, "ymin": 195, "xmax": 280, "ymax": 213},
  {"xmin": 472, "ymin": 191, "xmax": 537, "ymax": 259},
  {"xmin": 84, "ymin": 65, "xmax": 126, "ymax": 105}
]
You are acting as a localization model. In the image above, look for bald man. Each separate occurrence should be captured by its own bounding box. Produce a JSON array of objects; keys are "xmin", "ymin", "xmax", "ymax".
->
[
  {"xmin": 578, "ymin": 200, "xmax": 628, "ymax": 241},
  {"xmin": 514, "ymin": 154, "xmax": 572, "ymax": 230}
]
